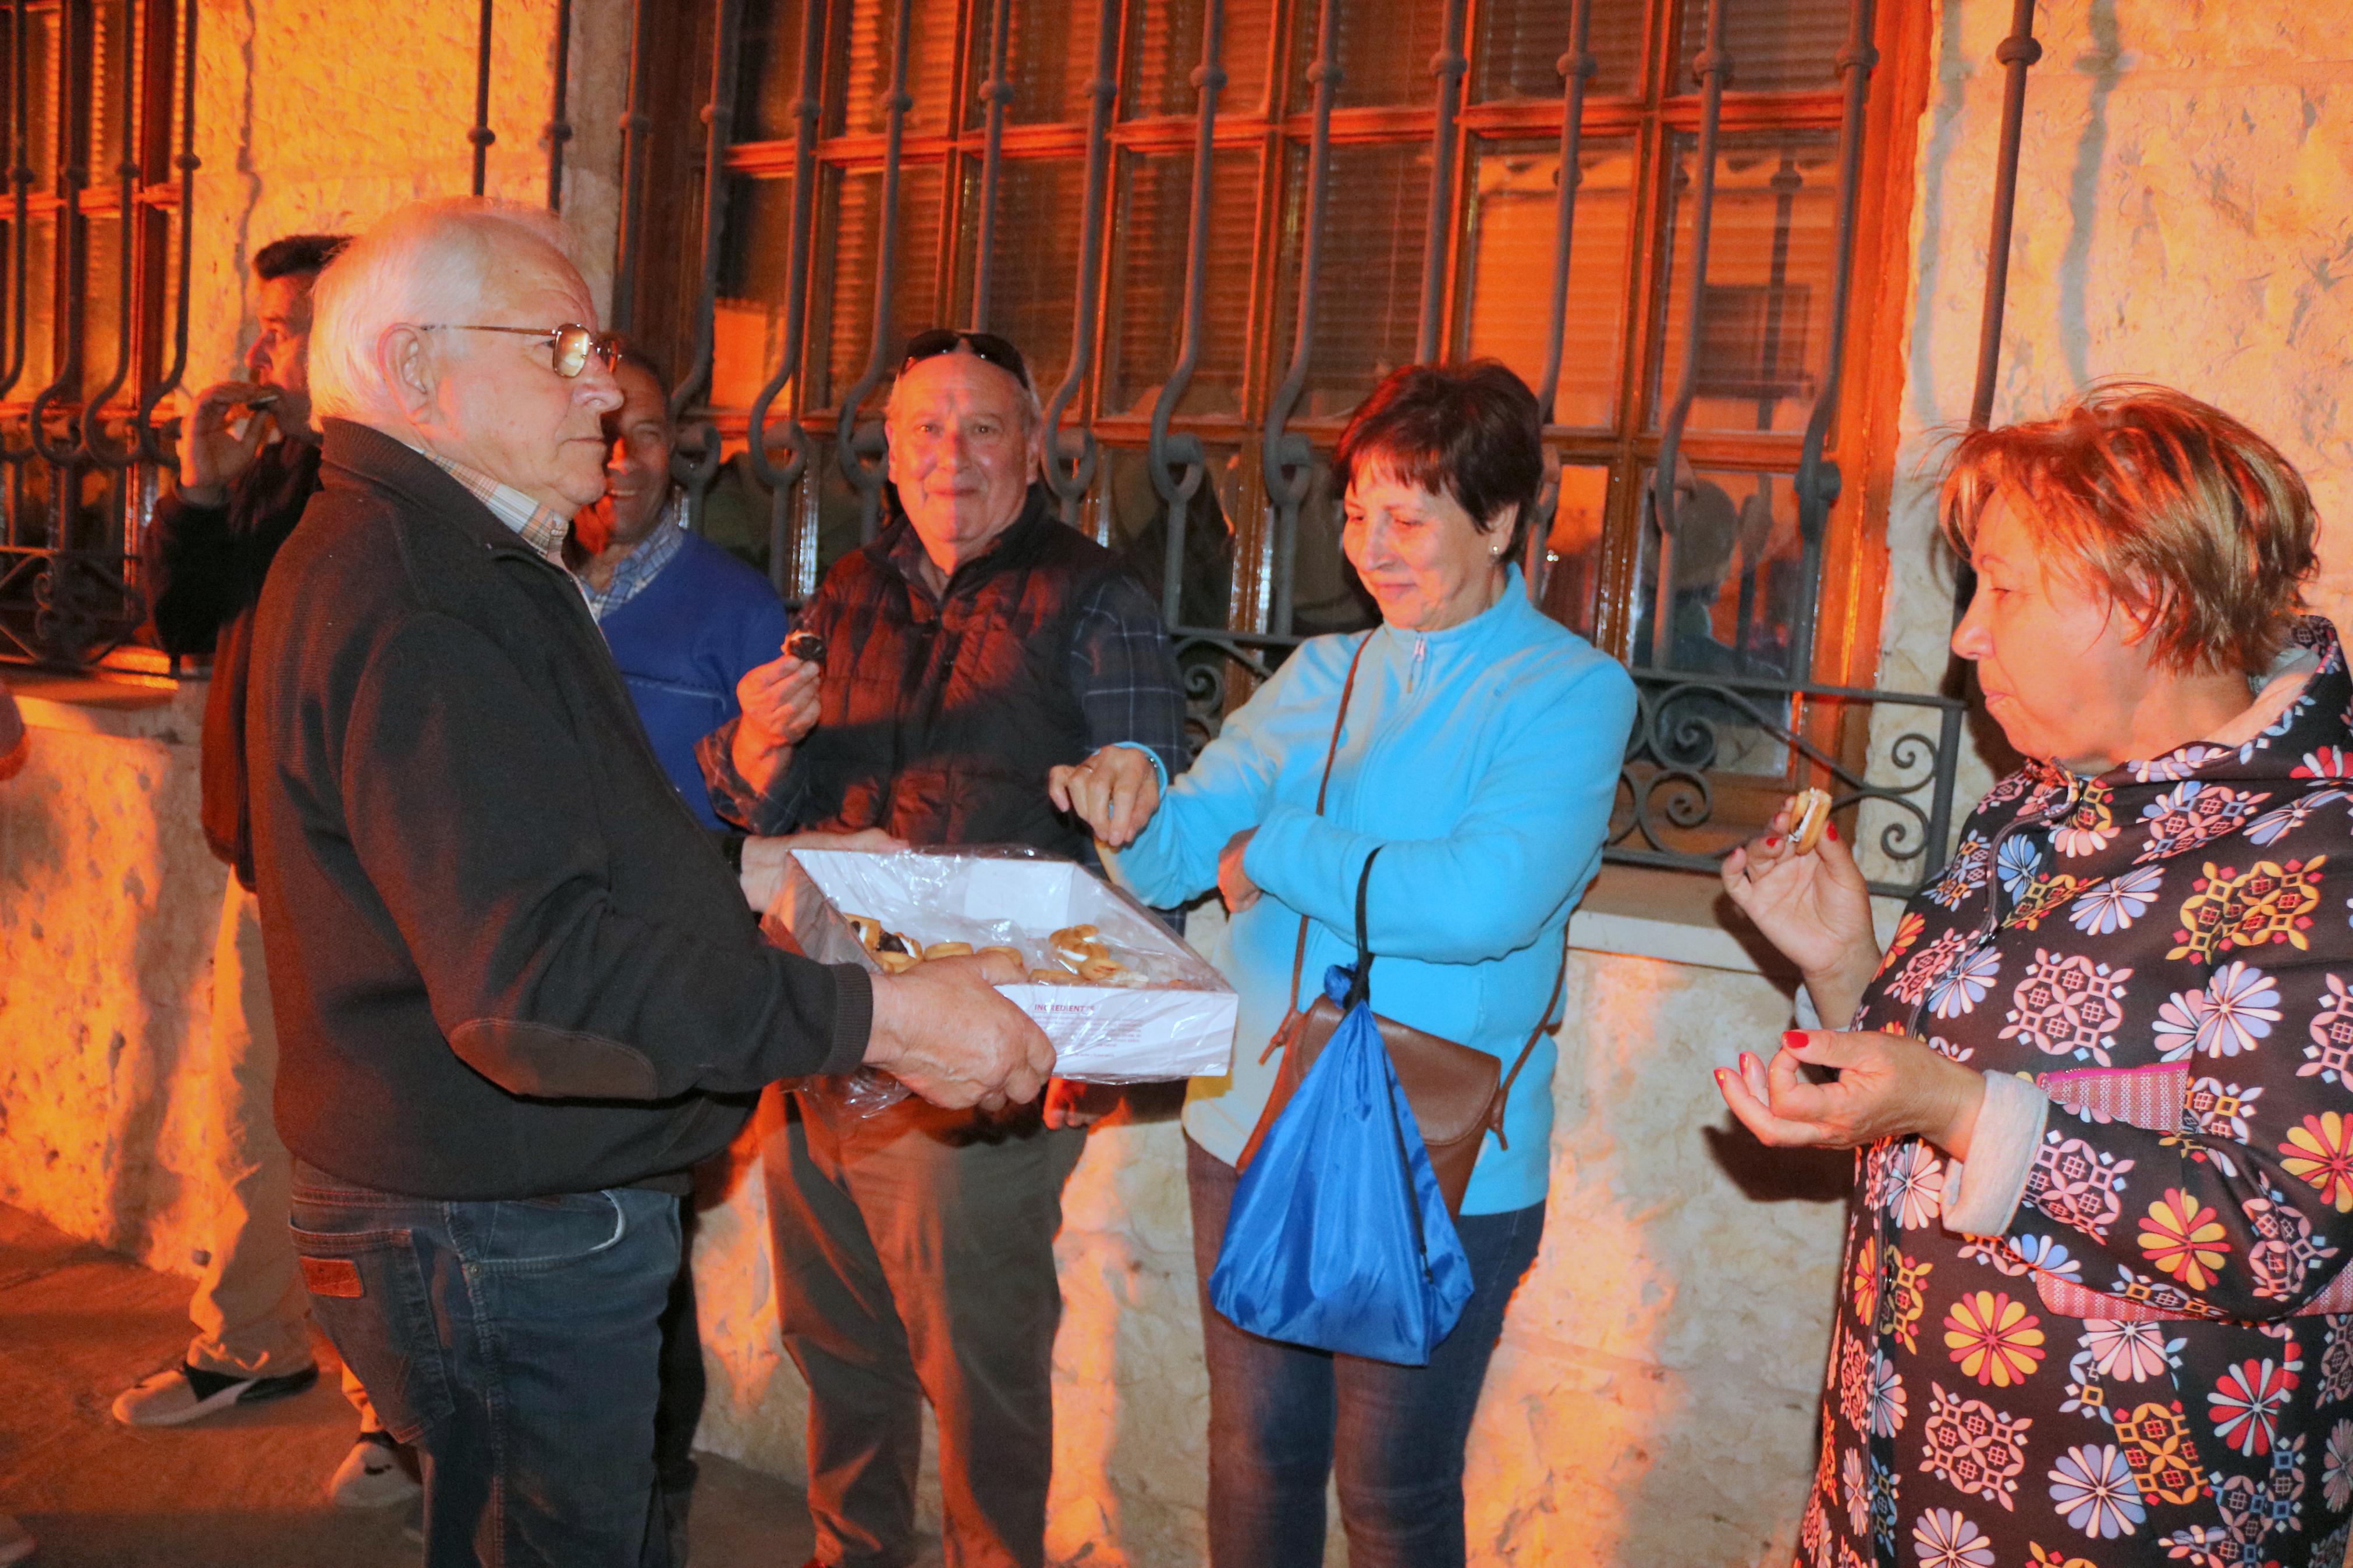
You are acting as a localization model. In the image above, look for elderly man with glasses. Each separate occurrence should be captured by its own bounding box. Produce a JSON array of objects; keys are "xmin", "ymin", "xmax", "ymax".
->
[
  {"xmin": 698, "ymin": 328, "xmax": 1188, "ymax": 1568},
  {"xmin": 244, "ymin": 201, "xmax": 1053, "ymax": 1567}
]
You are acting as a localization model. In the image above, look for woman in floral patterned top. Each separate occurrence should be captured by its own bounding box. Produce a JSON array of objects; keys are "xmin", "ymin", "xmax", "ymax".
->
[{"xmin": 1717, "ymin": 384, "xmax": 2353, "ymax": 1568}]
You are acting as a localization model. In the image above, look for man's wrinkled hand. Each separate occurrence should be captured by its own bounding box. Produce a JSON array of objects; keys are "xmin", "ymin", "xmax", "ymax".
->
[
  {"xmin": 731, "ymin": 651, "xmax": 822, "ymax": 796},
  {"xmin": 177, "ymin": 381, "xmax": 275, "ymax": 504},
  {"xmin": 1046, "ymin": 744, "xmax": 1161, "ymax": 848},
  {"xmin": 865, "ymin": 953, "xmax": 1053, "ymax": 1113},
  {"xmin": 736, "ymin": 651, "xmax": 821, "ymax": 749}
]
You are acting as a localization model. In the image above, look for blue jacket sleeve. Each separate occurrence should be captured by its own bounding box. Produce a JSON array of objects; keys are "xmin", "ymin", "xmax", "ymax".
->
[
  {"xmin": 1243, "ymin": 652, "xmax": 1634, "ymax": 964},
  {"xmin": 1110, "ymin": 642, "xmax": 1330, "ymax": 908}
]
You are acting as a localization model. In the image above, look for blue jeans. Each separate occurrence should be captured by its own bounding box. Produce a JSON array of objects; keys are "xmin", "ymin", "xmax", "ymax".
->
[
  {"xmin": 288, "ymin": 1161, "xmax": 682, "ymax": 1568},
  {"xmin": 1186, "ymin": 1136, "xmax": 1546, "ymax": 1568}
]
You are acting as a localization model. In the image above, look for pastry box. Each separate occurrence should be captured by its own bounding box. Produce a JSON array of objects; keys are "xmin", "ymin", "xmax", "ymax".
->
[{"xmin": 763, "ymin": 846, "xmax": 1238, "ymax": 1084}]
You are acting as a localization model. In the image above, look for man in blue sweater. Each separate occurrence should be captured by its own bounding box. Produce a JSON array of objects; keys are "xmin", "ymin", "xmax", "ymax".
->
[{"xmin": 567, "ymin": 349, "xmax": 790, "ymax": 827}]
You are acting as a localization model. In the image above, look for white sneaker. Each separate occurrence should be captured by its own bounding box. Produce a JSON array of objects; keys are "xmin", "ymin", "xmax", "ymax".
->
[
  {"xmin": 111, "ymin": 1360, "xmax": 320, "ymax": 1427},
  {"xmin": 0, "ymin": 1512, "xmax": 33, "ymax": 1566},
  {"xmin": 329, "ymin": 1430, "xmax": 422, "ymax": 1508}
]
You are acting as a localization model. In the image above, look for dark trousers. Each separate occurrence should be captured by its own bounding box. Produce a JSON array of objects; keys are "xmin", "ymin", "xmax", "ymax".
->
[
  {"xmin": 764, "ymin": 1092, "xmax": 1088, "ymax": 1568},
  {"xmin": 289, "ymin": 1161, "xmax": 681, "ymax": 1568},
  {"xmin": 654, "ymin": 1206, "xmax": 707, "ymax": 1555},
  {"xmin": 1186, "ymin": 1136, "xmax": 1546, "ymax": 1568}
]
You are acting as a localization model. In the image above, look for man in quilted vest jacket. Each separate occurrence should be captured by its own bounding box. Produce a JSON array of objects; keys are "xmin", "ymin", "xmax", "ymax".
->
[{"xmin": 700, "ymin": 329, "xmax": 1188, "ymax": 1568}]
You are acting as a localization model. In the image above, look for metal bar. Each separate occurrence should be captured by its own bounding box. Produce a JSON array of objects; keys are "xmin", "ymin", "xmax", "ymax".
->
[
  {"xmin": 1533, "ymin": 0, "xmax": 1593, "ymax": 424},
  {"xmin": 30, "ymin": 0, "xmax": 91, "ymax": 471},
  {"xmin": 1611, "ymin": 671, "xmax": 1969, "ymax": 895},
  {"xmin": 1970, "ymin": 0, "xmax": 2039, "ymax": 430},
  {"xmin": 669, "ymin": 0, "xmax": 741, "ymax": 529},
  {"xmin": 0, "ymin": 0, "xmax": 30, "ymax": 404},
  {"xmin": 746, "ymin": 0, "xmax": 828, "ymax": 598},
  {"xmin": 1038, "ymin": 0, "xmax": 1119, "ymax": 527},
  {"xmin": 1259, "ymin": 0, "xmax": 1338, "ymax": 640},
  {"xmin": 1757, "ymin": 157, "xmax": 1798, "ymax": 432},
  {"xmin": 608, "ymin": 0, "xmax": 653, "ymax": 335},
  {"xmin": 1649, "ymin": 0, "xmax": 1728, "ymax": 592},
  {"xmin": 1415, "ymin": 0, "xmax": 1468, "ymax": 362},
  {"xmin": 1144, "ymin": 0, "xmax": 1225, "ymax": 618},
  {"xmin": 545, "ymin": 0, "xmax": 573, "ymax": 210},
  {"xmin": 970, "ymin": 0, "xmax": 1012, "ymax": 327},
  {"xmin": 81, "ymin": 0, "xmax": 141, "ymax": 465},
  {"xmin": 1947, "ymin": 0, "xmax": 2038, "ymax": 636},
  {"xmin": 136, "ymin": 0, "xmax": 198, "ymax": 468},
  {"xmin": 835, "ymin": 0, "xmax": 918, "ymax": 543},
  {"xmin": 469, "ymin": 0, "xmax": 495, "ymax": 196},
  {"xmin": 1786, "ymin": 0, "xmax": 1876, "ymax": 685}
]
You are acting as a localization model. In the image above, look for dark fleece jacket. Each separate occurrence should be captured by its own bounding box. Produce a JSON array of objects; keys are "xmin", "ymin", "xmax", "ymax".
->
[{"xmin": 246, "ymin": 418, "xmax": 869, "ymax": 1200}]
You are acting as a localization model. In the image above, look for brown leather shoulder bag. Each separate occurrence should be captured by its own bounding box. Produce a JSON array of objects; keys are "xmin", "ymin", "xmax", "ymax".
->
[{"xmin": 1233, "ymin": 634, "xmax": 1565, "ymax": 1217}]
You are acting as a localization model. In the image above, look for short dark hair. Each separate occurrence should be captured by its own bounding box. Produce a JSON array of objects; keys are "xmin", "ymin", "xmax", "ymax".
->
[
  {"xmin": 253, "ymin": 233, "xmax": 350, "ymax": 281},
  {"xmin": 1330, "ymin": 361, "xmax": 1544, "ymax": 557},
  {"xmin": 613, "ymin": 345, "xmax": 670, "ymax": 393},
  {"xmin": 607, "ymin": 346, "xmax": 675, "ymax": 432}
]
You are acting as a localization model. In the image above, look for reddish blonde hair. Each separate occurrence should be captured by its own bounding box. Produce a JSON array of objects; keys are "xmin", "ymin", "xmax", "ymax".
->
[{"xmin": 1939, "ymin": 383, "xmax": 2318, "ymax": 675}]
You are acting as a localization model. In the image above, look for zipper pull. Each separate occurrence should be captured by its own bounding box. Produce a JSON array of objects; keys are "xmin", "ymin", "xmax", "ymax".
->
[{"xmin": 1410, "ymin": 635, "xmax": 1426, "ymax": 692}]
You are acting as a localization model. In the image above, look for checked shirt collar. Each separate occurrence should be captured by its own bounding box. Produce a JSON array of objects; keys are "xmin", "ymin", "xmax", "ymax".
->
[
  {"xmin": 577, "ymin": 491, "xmax": 688, "ymax": 622},
  {"xmin": 407, "ymin": 444, "xmax": 576, "ymax": 569}
]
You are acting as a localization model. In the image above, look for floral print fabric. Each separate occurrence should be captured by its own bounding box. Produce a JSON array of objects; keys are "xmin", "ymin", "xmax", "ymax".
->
[{"xmin": 1804, "ymin": 618, "xmax": 2353, "ymax": 1568}]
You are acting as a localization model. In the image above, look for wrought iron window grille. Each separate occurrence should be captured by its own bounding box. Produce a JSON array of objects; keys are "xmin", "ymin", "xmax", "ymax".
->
[{"xmin": 3, "ymin": 0, "xmax": 2050, "ymax": 902}]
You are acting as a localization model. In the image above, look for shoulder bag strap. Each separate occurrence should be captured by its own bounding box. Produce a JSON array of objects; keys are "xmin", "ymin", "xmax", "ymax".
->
[
  {"xmin": 1342, "ymin": 845, "xmax": 1381, "ymax": 1009},
  {"xmin": 1279, "ymin": 631, "xmax": 1375, "ymax": 1019},
  {"xmin": 1485, "ymin": 930, "xmax": 1572, "ymax": 1149}
]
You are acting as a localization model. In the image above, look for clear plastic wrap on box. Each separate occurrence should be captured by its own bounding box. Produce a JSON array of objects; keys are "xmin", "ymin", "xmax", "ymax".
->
[{"xmin": 761, "ymin": 845, "xmax": 1238, "ymax": 1114}]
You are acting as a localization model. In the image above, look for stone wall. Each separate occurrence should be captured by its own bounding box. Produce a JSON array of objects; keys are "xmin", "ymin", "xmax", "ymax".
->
[
  {"xmin": 1872, "ymin": 0, "xmax": 2353, "ymax": 819},
  {"xmin": 185, "ymin": 0, "xmax": 627, "ymax": 371},
  {"xmin": 0, "ymin": 681, "xmax": 223, "ymax": 1277}
]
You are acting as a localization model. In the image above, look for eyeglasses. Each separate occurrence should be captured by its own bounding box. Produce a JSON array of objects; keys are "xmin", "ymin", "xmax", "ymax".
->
[
  {"xmin": 899, "ymin": 328, "xmax": 1031, "ymax": 391},
  {"xmin": 416, "ymin": 322, "xmax": 622, "ymax": 379}
]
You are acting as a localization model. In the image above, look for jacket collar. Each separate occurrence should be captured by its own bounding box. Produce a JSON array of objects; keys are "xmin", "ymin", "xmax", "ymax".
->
[
  {"xmin": 1978, "ymin": 616, "xmax": 2353, "ymax": 888},
  {"xmin": 317, "ymin": 417, "xmax": 559, "ymax": 566}
]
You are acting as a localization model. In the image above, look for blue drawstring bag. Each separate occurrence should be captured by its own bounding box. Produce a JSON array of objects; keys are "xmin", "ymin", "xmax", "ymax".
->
[{"xmin": 1209, "ymin": 959, "xmax": 1475, "ymax": 1365}]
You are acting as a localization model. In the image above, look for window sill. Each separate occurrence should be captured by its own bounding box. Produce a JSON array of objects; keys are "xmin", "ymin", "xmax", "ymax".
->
[
  {"xmin": 1568, "ymin": 862, "xmax": 1908, "ymax": 978},
  {"xmin": 8, "ymin": 668, "xmax": 206, "ymax": 745}
]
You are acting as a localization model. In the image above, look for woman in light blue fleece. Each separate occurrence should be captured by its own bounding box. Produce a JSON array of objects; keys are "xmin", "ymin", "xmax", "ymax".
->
[{"xmin": 1050, "ymin": 362, "xmax": 1635, "ymax": 1568}]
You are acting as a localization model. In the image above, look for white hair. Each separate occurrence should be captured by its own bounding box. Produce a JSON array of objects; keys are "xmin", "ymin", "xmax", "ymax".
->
[{"xmin": 308, "ymin": 197, "xmax": 580, "ymax": 427}]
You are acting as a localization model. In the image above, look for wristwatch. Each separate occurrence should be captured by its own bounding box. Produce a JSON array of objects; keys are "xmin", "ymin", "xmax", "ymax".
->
[{"xmin": 718, "ymin": 831, "xmax": 748, "ymax": 873}]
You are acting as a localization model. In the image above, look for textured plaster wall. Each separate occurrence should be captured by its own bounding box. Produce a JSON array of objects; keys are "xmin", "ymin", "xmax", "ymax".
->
[
  {"xmin": 185, "ymin": 0, "xmax": 629, "ymax": 376},
  {"xmin": 0, "ymin": 685, "xmax": 226, "ymax": 1274},
  {"xmin": 1868, "ymin": 0, "xmax": 2353, "ymax": 835}
]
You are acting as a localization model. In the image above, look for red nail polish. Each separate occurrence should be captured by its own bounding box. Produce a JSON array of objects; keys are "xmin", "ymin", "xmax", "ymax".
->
[
  {"xmin": 1782, "ymin": 1030, "xmax": 1807, "ymax": 1050},
  {"xmin": 1826, "ymin": 822, "xmax": 1839, "ymax": 842},
  {"xmin": 1763, "ymin": 835, "xmax": 1781, "ymax": 849}
]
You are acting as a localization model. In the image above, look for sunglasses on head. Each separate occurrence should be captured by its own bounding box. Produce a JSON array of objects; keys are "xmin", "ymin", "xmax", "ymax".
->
[
  {"xmin": 899, "ymin": 328, "xmax": 1031, "ymax": 390},
  {"xmin": 417, "ymin": 322, "xmax": 623, "ymax": 379}
]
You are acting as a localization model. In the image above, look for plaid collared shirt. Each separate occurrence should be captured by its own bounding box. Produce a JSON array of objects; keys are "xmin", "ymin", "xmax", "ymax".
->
[
  {"xmin": 577, "ymin": 492, "xmax": 688, "ymax": 623},
  {"xmin": 413, "ymin": 447, "xmax": 576, "ymax": 568}
]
